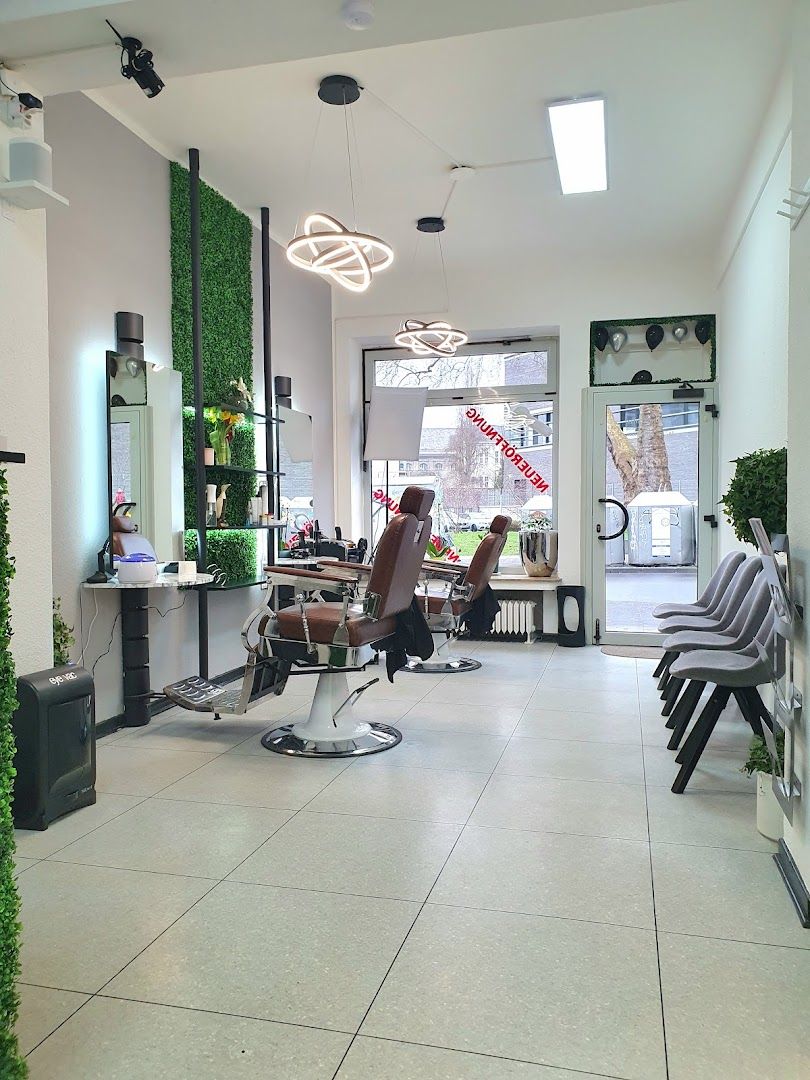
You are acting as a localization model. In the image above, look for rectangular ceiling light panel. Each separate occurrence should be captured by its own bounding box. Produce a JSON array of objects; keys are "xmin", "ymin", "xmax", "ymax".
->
[{"xmin": 547, "ymin": 97, "xmax": 607, "ymax": 195}]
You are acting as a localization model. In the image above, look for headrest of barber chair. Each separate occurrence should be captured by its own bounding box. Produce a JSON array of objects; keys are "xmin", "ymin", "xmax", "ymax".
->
[
  {"xmin": 398, "ymin": 486, "xmax": 434, "ymax": 520},
  {"xmin": 112, "ymin": 516, "xmax": 137, "ymax": 533},
  {"xmin": 489, "ymin": 514, "xmax": 511, "ymax": 536}
]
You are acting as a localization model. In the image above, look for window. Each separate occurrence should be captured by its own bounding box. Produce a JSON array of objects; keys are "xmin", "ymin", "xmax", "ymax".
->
[{"xmin": 364, "ymin": 339, "xmax": 558, "ymax": 571}]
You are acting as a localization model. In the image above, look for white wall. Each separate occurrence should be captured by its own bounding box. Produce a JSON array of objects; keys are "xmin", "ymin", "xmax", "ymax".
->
[
  {"xmin": 716, "ymin": 72, "xmax": 791, "ymax": 555},
  {"xmin": 46, "ymin": 92, "xmax": 333, "ymax": 722},
  {"xmin": 0, "ymin": 73, "xmax": 53, "ymax": 676},
  {"xmin": 333, "ymin": 257, "xmax": 718, "ymax": 588},
  {"xmin": 784, "ymin": 0, "xmax": 810, "ymax": 888}
]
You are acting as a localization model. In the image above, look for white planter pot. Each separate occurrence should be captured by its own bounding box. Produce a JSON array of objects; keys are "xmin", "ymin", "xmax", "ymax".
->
[{"xmin": 756, "ymin": 771, "xmax": 783, "ymax": 841}]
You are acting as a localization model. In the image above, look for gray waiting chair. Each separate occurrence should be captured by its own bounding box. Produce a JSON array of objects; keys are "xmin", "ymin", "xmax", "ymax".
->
[
  {"xmin": 652, "ymin": 550, "xmax": 746, "ymax": 622},
  {"xmin": 659, "ymin": 574, "xmax": 773, "ymax": 743},
  {"xmin": 666, "ymin": 607, "xmax": 780, "ymax": 794},
  {"xmin": 655, "ymin": 557, "xmax": 762, "ymax": 696}
]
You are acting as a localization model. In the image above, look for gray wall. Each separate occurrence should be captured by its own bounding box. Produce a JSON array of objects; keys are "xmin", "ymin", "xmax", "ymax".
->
[{"xmin": 46, "ymin": 92, "xmax": 333, "ymax": 722}]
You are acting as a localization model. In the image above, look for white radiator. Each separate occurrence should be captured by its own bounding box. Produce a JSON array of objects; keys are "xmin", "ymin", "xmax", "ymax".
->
[{"xmin": 476, "ymin": 600, "xmax": 536, "ymax": 643}]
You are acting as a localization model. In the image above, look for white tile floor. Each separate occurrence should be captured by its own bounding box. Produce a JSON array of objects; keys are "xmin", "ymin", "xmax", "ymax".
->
[{"xmin": 12, "ymin": 642, "xmax": 810, "ymax": 1079}]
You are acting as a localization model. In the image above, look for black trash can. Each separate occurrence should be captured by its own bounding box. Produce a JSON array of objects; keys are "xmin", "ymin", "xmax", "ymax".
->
[{"xmin": 12, "ymin": 666, "xmax": 96, "ymax": 831}]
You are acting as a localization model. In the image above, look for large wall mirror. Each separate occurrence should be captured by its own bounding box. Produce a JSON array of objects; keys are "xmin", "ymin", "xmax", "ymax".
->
[
  {"xmin": 277, "ymin": 406, "xmax": 314, "ymax": 548},
  {"xmin": 105, "ymin": 350, "xmax": 183, "ymax": 573}
]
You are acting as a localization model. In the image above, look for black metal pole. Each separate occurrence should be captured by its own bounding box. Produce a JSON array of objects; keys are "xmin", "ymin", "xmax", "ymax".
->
[
  {"xmin": 260, "ymin": 207, "xmax": 277, "ymax": 563},
  {"xmin": 189, "ymin": 148, "xmax": 209, "ymax": 677}
]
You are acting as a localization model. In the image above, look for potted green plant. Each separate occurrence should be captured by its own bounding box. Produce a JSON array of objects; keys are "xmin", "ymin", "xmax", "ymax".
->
[
  {"xmin": 719, "ymin": 447, "xmax": 787, "ymax": 545},
  {"xmin": 741, "ymin": 732, "xmax": 784, "ymax": 841},
  {"xmin": 53, "ymin": 597, "xmax": 74, "ymax": 667}
]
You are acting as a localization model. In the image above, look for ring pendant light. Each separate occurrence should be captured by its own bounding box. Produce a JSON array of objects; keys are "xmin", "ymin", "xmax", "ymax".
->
[
  {"xmin": 286, "ymin": 75, "xmax": 393, "ymax": 294},
  {"xmin": 394, "ymin": 216, "xmax": 468, "ymax": 357}
]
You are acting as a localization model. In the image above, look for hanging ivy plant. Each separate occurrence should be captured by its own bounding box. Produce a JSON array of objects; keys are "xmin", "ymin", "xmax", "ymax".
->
[
  {"xmin": 719, "ymin": 447, "xmax": 787, "ymax": 546},
  {"xmin": 0, "ymin": 469, "xmax": 26, "ymax": 1077}
]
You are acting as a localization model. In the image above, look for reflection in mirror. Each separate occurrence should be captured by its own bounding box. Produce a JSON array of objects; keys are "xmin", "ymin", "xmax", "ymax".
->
[
  {"xmin": 105, "ymin": 351, "xmax": 182, "ymax": 573},
  {"xmin": 277, "ymin": 406, "xmax": 314, "ymax": 549}
]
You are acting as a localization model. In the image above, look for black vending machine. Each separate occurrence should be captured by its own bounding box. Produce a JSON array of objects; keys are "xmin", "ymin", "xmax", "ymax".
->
[{"xmin": 12, "ymin": 666, "xmax": 96, "ymax": 831}]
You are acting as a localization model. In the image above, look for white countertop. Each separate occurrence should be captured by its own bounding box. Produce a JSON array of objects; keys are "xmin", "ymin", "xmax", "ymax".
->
[
  {"xmin": 84, "ymin": 572, "xmax": 215, "ymax": 590},
  {"xmin": 491, "ymin": 574, "xmax": 562, "ymax": 591}
]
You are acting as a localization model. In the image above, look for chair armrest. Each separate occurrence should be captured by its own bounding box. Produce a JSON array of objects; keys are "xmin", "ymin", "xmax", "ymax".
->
[
  {"xmin": 265, "ymin": 566, "xmax": 360, "ymax": 588},
  {"xmin": 317, "ymin": 560, "xmax": 372, "ymax": 575},
  {"xmin": 421, "ymin": 560, "xmax": 466, "ymax": 580}
]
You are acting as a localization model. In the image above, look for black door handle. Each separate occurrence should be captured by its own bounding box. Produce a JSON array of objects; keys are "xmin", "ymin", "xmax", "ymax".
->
[{"xmin": 598, "ymin": 497, "xmax": 629, "ymax": 541}]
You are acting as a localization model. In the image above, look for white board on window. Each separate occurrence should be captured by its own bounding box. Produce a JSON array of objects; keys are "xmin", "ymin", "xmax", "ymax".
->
[{"xmin": 363, "ymin": 386, "xmax": 428, "ymax": 461}]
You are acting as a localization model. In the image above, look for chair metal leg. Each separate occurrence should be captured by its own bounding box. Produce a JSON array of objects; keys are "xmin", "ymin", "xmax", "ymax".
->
[
  {"xmin": 661, "ymin": 675, "xmax": 685, "ymax": 717},
  {"xmin": 657, "ymin": 652, "xmax": 675, "ymax": 692},
  {"xmin": 666, "ymin": 680, "xmax": 705, "ymax": 749},
  {"xmin": 733, "ymin": 687, "xmax": 770, "ymax": 738},
  {"xmin": 672, "ymin": 686, "xmax": 731, "ymax": 794},
  {"xmin": 653, "ymin": 651, "xmax": 673, "ymax": 678},
  {"xmin": 675, "ymin": 685, "xmax": 731, "ymax": 764}
]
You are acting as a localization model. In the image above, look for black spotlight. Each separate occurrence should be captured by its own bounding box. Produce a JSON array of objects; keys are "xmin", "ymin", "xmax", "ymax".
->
[{"xmin": 107, "ymin": 20, "xmax": 164, "ymax": 99}]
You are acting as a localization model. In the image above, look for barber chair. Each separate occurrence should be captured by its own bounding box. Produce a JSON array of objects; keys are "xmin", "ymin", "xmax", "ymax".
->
[
  {"xmin": 406, "ymin": 514, "xmax": 510, "ymax": 673},
  {"xmin": 164, "ymin": 487, "xmax": 435, "ymax": 759},
  {"xmin": 260, "ymin": 486, "xmax": 434, "ymax": 756}
]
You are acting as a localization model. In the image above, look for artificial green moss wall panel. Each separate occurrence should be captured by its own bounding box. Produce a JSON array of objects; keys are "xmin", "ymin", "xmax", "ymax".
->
[
  {"xmin": 170, "ymin": 161, "xmax": 258, "ymax": 576},
  {"xmin": 0, "ymin": 470, "xmax": 25, "ymax": 1077},
  {"xmin": 169, "ymin": 162, "xmax": 254, "ymax": 407}
]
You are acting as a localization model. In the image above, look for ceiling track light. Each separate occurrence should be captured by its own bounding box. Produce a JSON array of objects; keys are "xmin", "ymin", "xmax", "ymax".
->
[
  {"xmin": 286, "ymin": 75, "xmax": 393, "ymax": 293},
  {"xmin": 394, "ymin": 216, "xmax": 468, "ymax": 357}
]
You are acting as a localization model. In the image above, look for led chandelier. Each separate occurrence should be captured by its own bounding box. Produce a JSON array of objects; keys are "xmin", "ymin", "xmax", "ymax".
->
[
  {"xmin": 286, "ymin": 76, "xmax": 393, "ymax": 294},
  {"xmin": 394, "ymin": 216, "xmax": 468, "ymax": 357}
]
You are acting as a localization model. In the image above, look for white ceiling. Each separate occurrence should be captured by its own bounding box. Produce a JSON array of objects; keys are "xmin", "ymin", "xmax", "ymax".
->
[
  {"xmin": 2, "ymin": 0, "xmax": 682, "ymax": 93},
  {"xmin": 6, "ymin": 0, "xmax": 791, "ymax": 310}
]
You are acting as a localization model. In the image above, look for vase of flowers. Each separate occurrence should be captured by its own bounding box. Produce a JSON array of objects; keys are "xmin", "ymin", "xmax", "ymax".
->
[
  {"xmin": 205, "ymin": 406, "xmax": 243, "ymax": 467},
  {"xmin": 519, "ymin": 513, "xmax": 558, "ymax": 578}
]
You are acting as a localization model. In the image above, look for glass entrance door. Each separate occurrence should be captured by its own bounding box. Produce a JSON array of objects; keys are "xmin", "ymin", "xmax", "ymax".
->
[{"xmin": 587, "ymin": 386, "xmax": 717, "ymax": 645}]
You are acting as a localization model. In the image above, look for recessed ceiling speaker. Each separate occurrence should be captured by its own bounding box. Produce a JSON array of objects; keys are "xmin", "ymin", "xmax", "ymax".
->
[{"xmin": 341, "ymin": 0, "xmax": 374, "ymax": 30}]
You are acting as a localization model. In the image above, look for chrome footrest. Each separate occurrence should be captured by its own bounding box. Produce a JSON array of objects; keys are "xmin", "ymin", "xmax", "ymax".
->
[{"xmin": 163, "ymin": 677, "xmax": 247, "ymax": 715}]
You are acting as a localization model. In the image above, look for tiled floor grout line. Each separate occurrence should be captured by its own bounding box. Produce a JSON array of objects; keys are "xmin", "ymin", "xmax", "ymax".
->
[
  {"xmin": 326, "ymin": 650, "xmax": 548, "ymax": 1080},
  {"xmin": 637, "ymin": 659, "xmax": 671, "ymax": 1080}
]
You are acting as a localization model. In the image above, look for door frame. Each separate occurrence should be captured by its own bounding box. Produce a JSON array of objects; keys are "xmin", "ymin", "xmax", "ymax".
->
[{"xmin": 582, "ymin": 384, "xmax": 718, "ymax": 646}]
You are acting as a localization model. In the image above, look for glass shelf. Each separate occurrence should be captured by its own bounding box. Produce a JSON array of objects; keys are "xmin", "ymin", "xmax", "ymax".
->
[
  {"xmin": 208, "ymin": 576, "xmax": 267, "ymax": 591},
  {"xmin": 196, "ymin": 523, "xmax": 286, "ymax": 532},
  {"xmin": 200, "ymin": 403, "xmax": 284, "ymax": 424},
  {"xmin": 205, "ymin": 465, "xmax": 285, "ymax": 477}
]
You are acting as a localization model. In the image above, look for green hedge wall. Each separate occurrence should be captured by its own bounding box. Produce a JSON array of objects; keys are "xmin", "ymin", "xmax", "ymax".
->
[
  {"xmin": 169, "ymin": 162, "xmax": 254, "ymax": 407},
  {"xmin": 170, "ymin": 161, "xmax": 258, "ymax": 583},
  {"xmin": 184, "ymin": 529, "xmax": 257, "ymax": 585},
  {"xmin": 0, "ymin": 470, "xmax": 25, "ymax": 1077}
]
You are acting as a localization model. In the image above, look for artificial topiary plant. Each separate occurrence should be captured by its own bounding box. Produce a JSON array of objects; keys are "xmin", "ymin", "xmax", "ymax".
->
[
  {"xmin": 719, "ymin": 447, "xmax": 787, "ymax": 546},
  {"xmin": 0, "ymin": 469, "xmax": 26, "ymax": 1077},
  {"xmin": 52, "ymin": 598, "xmax": 74, "ymax": 668}
]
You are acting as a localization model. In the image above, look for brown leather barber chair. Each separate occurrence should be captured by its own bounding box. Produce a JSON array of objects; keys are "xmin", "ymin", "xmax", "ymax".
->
[
  {"xmin": 258, "ymin": 486, "xmax": 434, "ymax": 757},
  {"xmin": 407, "ymin": 514, "xmax": 510, "ymax": 673}
]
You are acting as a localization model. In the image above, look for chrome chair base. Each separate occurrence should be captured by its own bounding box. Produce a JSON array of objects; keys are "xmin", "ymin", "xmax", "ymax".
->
[
  {"xmin": 405, "ymin": 656, "xmax": 482, "ymax": 674},
  {"xmin": 261, "ymin": 722, "xmax": 402, "ymax": 758}
]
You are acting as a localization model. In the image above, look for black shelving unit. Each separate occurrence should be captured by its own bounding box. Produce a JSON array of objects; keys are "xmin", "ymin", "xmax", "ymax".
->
[{"xmin": 187, "ymin": 148, "xmax": 278, "ymax": 676}]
